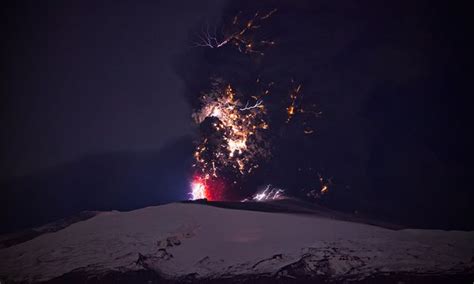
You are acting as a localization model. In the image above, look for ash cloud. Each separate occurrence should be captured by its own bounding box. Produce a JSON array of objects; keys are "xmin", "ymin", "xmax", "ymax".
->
[{"xmin": 176, "ymin": 0, "xmax": 473, "ymax": 229}]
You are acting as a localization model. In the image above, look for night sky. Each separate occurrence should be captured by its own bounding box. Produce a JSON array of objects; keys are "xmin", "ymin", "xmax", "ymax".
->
[
  {"xmin": 1, "ymin": 1, "xmax": 473, "ymax": 233},
  {"xmin": 1, "ymin": 0, "xmax": 225, "ymax": 178}
]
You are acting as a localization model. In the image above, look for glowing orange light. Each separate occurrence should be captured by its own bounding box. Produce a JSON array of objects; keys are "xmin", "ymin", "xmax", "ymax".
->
[
  {"xmin": 321, "ymin": 185, "xmax": 328, "ymax": 194},
  {"xmin": 286, "ymin": 84, "xmax": 302, "ymax": 123}
]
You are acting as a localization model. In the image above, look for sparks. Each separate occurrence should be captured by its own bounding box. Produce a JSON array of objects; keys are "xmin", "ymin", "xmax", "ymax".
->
[
  {"xmin": 321, "ymin": 185, "xmax": 329, "ymax": 194},
  {"xmin": 286, "ymin": 83, "xmax": 302, "ymax": 123},
  {"xmin": 193, "ymin": 80, "xmax": 269, "ymax": 176},
  {"xmin": 318, "ymin": 173, "xmax": 332, "ymax": 195},
  {"xmin": 190, "ymin": 79, "xmax": 270, "ymax": 199}
]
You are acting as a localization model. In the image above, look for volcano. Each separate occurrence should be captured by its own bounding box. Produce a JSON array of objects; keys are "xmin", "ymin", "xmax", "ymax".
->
[{"xmin": 0, "ymin": 199, "xmax": 472, "ymax": 283}]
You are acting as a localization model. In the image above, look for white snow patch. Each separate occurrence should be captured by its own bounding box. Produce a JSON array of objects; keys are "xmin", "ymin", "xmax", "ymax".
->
[{"xmin": 0, "ymin": 203, "xmax": 473, "ymax": 282}]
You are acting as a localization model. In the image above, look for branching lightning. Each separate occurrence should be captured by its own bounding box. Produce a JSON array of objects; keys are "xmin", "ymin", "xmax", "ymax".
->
[
  {"xmin": 194, "ymin": 9, "xmax": 277, "ymax": 55},
  {"xmin": 250, "ymin": 185, "xmax": 286, "ymax": 201},
  {"xmin": 240, "ymin": 100, "xmax": 263, "ymax": 111},
  {"xmin": 240, "ymin": 185, "xmax": 286, "ymax": 202},
  {"xmin": 190, "ymin": 178, "xmax": 207, "ymax": 200}
]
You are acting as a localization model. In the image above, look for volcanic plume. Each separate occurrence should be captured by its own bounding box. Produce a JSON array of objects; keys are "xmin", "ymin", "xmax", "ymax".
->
[{"xmin": 188, "ymin": 8, "xmax": 323, "ymax": 200}]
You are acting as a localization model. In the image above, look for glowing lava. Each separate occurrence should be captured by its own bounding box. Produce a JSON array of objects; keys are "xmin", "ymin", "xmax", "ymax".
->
[{"xmin": 189, "ymin": 175, "xmax": 226, "ymax": 201}]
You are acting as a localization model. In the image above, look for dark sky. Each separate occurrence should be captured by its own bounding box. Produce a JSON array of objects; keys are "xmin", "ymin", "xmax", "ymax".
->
[
  {"xmin": 1, "ymin": 1, "xmax": 473, "ymax": 232},
  {"xmin": 1, "ymin": 0, "xmax": 226, "ymax": 179}
]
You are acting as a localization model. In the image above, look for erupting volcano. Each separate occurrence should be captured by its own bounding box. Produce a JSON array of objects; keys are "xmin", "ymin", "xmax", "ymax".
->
[
  {"xmin": 188, "ymin": 8, "xmax": 323, "ymax": 201},
  {"xmin": 191, "ymin": 81, "xmax": 270, "ymax": 200}
]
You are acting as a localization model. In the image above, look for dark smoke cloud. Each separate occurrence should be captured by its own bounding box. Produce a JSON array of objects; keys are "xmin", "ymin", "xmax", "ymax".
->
[{"xmin": 177, "ymin": 0, "xmax": 473, "ymax": 229}]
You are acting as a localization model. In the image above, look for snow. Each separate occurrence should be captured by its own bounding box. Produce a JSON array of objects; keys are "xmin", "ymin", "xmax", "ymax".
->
[{"xmin": 0, "ymin": 203, "xmax": 473, "ymax": 282}]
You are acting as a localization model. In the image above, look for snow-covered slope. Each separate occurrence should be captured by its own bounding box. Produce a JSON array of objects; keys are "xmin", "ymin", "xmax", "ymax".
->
[{"xmin": 0, "ymin": 202, "xmax": 473, "ymax": 283}]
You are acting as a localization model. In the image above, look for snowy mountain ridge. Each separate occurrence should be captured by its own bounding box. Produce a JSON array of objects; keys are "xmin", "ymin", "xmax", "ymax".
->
[{"xmin": 0, "ymin": 202, "xmax": 473, "ymax": 283}]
